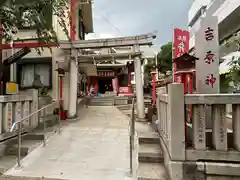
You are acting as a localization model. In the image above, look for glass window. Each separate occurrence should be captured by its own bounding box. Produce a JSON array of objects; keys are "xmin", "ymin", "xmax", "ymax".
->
[{"xmin": 20, "ymin": 63, "xmax": 51, "ymax": 88}]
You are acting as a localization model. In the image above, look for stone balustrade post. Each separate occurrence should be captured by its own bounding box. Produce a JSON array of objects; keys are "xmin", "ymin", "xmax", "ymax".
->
[{"xmin": 167, "ymin": 83, "xmax": 185, "ymax": 161}]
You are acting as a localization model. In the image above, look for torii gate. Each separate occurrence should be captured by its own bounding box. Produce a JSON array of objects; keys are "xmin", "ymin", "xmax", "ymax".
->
[{"xmin": 59, "ymin": 32, "xmax": 156, "ymax": 119}]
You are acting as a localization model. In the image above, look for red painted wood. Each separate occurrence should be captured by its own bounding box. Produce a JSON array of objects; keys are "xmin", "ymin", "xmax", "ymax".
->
[
  {"xmin": 0, "ymin": 42, "xmax": 57, "ymax": 49},
  {"xmin": 152, "ymin": 71, "xmax": 156, "ymax": 106}
]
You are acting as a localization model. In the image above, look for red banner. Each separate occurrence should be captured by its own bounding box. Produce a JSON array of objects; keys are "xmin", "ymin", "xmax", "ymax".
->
[
  {"xmin": 173, "ymin": 28, "xmax": 190, "ymax": 58},
  {"xmin": 173, "ymin": 28, "xmax": 190, "ymax": 82}
]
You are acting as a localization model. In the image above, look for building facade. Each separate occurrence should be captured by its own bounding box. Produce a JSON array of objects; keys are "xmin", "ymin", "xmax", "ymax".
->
[
  {"xmin": 188, "ymin": 0, "xmax": 240, "ymax": 57},
  {"xmin": 1, "ymin": 0, "xmax": 93, "ymax": 112},
  {"xmin": 86, "ymin": 47, "xmax": 142, "ymax": 96}
]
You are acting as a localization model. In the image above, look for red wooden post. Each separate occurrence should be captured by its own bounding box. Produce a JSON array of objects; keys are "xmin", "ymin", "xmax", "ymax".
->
[
  {"xmin": 151, "ymin": 68, "xmax": 157, "ymax": 106},
  {"xmin": 94, "ymin": 76, "xmax": 98, "ymax": 95},
  {"xmin": 127, "ymin": 68, "xmax": 132, "ymax": 94},
  {"xmin": 189, "ymin": 74, "xmax": 193, "ymax": 121},
  {"xmin": 184, "ymin": 74, "xmax": 188, "ymax": 93},
  {"xmin": 87, "ymin": 76, "xmax": 91, "ymax": 92},
  {"xmin": 59, "ymin": 76, "xmax": 63, "ymax": 105},
  {"xmin": 56, "ymin": 68, "xmax": 66, "ymax": 120}
]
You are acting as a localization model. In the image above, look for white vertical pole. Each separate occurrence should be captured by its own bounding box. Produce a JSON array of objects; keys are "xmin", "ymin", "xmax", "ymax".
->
[
  {"xmin": 68, "ymin": 50, "xmax": 78, "ymax": 118},
  {"xmin": 134, "ymin": 45, "xmax": 145, "ymax": 119},
  {"xmin": 10, "ymin": 41, "xmax": 15, "ymax": 82}
]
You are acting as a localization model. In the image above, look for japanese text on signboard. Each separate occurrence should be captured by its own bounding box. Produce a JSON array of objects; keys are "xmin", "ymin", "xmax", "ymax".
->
[
  {"xmin": 203, "ymin": 27, "xmax": 216, "ymax": 88},
  {"xmin": 173, "ymin": 28, "xmax": 190, "ymax": 82},
  {"xmin": 195, "ymin": 16, "xmax": 219, "ymax": 93},
  {"xmin": 173, "ymin": 28, "xmax": 190, "ymax": 58}
]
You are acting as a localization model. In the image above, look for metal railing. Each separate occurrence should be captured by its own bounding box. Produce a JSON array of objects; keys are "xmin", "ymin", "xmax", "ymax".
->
[
  {"xmin": 129, "ymin": 96, "xmax": 135, "ymax": 176},
  {"xmin": 10, "ymin": 100, "xmax": 60, "ymax": 167}
]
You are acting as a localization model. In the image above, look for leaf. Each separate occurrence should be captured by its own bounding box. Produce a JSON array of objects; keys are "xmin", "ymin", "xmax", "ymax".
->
[{"xmin": 0, "ymin": 0, "xmax": 70, "ymax": 51}]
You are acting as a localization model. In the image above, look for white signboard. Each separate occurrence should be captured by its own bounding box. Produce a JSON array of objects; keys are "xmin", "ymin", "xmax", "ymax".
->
[
  {"xmin": 2, "ymin": 49, "xmax": 12, "ymax": 61},
  {"xmin": 195, "ymin": 16, "xmax": 220, "ymax": 93}
]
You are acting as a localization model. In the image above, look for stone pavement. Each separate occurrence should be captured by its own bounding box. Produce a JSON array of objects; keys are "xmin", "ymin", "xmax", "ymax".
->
[{"xmin": 5, "ymin": 106, "xmax": 134, "ymax": 180}]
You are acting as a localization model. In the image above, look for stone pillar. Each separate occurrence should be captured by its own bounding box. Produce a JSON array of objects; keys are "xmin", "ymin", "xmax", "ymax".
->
[
  {"xmin": 168, "ymin": 83, "xmax": 185, "ymax": 161},
  {"xmin": 127, "ymin": 67, "xmax": 132, "ymax": 94},
  {"xmin": 134, "ymin": 45, "xmax": 145, "ymax": 119},
  {"xmin": 30, "ymin": 89, "xmax": 39, "ymax": 128},
  {"xmin": 151, "ymin": 69, "xmax": 157, "ymax": 106},
  {"xmin": 68, "ymin": 50, "xmax": 78, "ymax": 118}
]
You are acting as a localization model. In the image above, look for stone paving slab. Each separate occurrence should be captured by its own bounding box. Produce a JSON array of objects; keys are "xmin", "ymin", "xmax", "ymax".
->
[{"xmin": 5, "ymin": 107, "xmax": 134, "ymax": 180}]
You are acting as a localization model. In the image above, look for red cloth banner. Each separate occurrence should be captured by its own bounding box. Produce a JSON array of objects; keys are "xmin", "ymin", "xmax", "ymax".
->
[{"xmin": 173, "ymin": 28, "xmax": 190, "ymax": 82}]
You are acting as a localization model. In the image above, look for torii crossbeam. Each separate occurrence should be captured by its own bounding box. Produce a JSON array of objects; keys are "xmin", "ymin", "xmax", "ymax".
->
[
  {"xmin": 77, "ymin": 52, "xmax": 142, "ymax": 62},
  {"xmin": 59, "ymin": 32, "xmax": 157, "ymax": 49}
]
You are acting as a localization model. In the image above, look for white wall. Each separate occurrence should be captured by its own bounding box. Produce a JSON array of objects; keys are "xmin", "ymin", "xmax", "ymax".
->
[
  {"xmin": 213, "ymin": 0, "xmax": 240, "ymax": 23},
  {"xmin": 188, "ymin": 0, "xmax": 239, "ymax": 49},
  {"xmin": 12, "ymin": 2, "xmax": 85, "ymax": 111},
  {"xmin": 188, "ymin": 0, "xmax": 210, "ymax": 23}
]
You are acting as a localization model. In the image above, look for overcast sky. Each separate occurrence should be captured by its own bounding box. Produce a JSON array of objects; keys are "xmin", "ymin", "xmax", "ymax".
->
[{"xmin": 86, "ymin": 0, "xmax": 194, "ymax": 56}]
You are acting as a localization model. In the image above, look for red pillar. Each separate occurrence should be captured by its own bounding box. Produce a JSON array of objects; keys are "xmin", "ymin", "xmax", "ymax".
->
[
  {"xmin": 151, "ymin": 70, "xmax": 157, "ymax": 106},
  {"xmin": 116, "ymin": 76, "xmax": 119, "ymax": 94},
  {"xmin": 127, "ymin": 68, "xmax": 132, "ymax": 94},
  {"xmin": 87, "ymin": 76, "xmax": 91, "ymax": 92},
  {"xmin": 184, "ymin": 74, "xmax": 188, "ymax": 93},
  {"xmin": 59, "ymin": 76, "xmax": 63, "ymax": 105},
  {"xmin": 94, "ymin": 76, "xmax": 98, "ymax": 95},
  {"xmin": 189, "ymin": 74, "xmax": 193, "ymax": 121},
  {"xmin": 70, "ymin": 0, "xmax": 77, "ymax": 40}
]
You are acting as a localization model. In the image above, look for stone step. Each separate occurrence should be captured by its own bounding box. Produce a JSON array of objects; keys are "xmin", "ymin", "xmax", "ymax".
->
[
  {"xmin": 0, "ymin": 175, "xmax": 67, "ymax": 180},
  {"xmin": 138, "ymin": 162, "xmax": 167, "ymax": 180},
  {"xmin": 91, "ymin": 99, "xmax": 114, "ymax": 102},
  {"xmin": 138, "ymin": 143, "xmax": 164, "ymax": 163},
  {"xmin": 90, "ymin": 102, "xmax": 114, "ymax": 106},
  {"xmin": 6, "ymin": 140, "xmax": 42, "ymax": 156},
  {"xmin": 23, "ymin": 134, "xmax": 45, "ymax": 141},
  {"xmin": 37, "ymin": 115, "xmax": 58, "ymax": 130},
  {"xmin": 138, "ymin": 132, "xmax": 159, "ymax": 144},
  {"xmin": 0, "ymin": 156, "xmax": 22, "ymax": 175}
]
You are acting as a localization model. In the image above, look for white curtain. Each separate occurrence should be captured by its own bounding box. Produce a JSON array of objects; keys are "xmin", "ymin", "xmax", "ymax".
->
[
  {"xmin": 20, "ymin": 65, "xmax": 34, "ymax": 87},
  {"xmin": 35, "ymin": 64, "xmax": 50, "ymax": 86},
  {"xmin": 20, "ymin": 64, "xmax": 50, "ymax": 88},
  {"xmin": 112, "ymin": 78, "xmax": 116, "ymax": 92}
]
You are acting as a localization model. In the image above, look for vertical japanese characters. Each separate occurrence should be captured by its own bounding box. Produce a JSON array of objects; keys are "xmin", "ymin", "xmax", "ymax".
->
[
  {"xmin": 173, "ymin": 28, "xmax": 190, "ymax": 82},
  {"xmin": 204, "ymin": 27, "xmax": 217, "ymax": 88}
]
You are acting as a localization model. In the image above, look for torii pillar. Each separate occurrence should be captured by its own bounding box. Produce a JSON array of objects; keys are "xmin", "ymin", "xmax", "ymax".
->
[
  {"xmin": 68, "ymin": 49, "xmax": 78, "ymax": 118},
  {"xmin": 134, "ymin": 45, "xmax": 145, "ymax": 119}
]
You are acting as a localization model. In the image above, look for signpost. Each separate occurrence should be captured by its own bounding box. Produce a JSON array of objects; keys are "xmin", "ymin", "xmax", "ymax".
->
[
  {"xmin": 195, "ymin": 16, "xmax": 220, "ymax": 94},
  {"xmin": 195, "ymin": 16, "xmax": 220, "ymax": 131},
  {"xmin": 0, "ymin": 47, "xmax": 31, "ymax": 94},
  {"xmin": 2, "ymin": 47, "xmax": 31, "ymax": 66}
]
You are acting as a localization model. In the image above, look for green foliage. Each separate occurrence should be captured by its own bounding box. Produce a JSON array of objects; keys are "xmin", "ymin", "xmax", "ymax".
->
[
  {"xmin": 144, "ymin": 58, "xmax": 155, "ymax": 74},
  {"xmin": 220, "ymin": 74, "xmax": 231, "ymax": 93},
  {"xmin": 0, "ymin": 0, "xmax": 70, "ymax": 46},
  {"xmin": 157, "ymin": 42, "xmax": 172, "ymax": 74},
  {"xmin": 143, "ymin": 42, "xmax": 173, "ymax": 85},
  {"xmin": 223, "ymin": 31, "xmax": 240, "ymax": 51},
  {"xmin": 226, "ymin": 56, "xmax": 240, "ymax": 90}
]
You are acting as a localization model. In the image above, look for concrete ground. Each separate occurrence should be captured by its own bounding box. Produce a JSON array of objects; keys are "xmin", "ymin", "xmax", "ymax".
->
[{"xmin": 5, "ymin": 106, "xmax": 135, "ymax": 180}]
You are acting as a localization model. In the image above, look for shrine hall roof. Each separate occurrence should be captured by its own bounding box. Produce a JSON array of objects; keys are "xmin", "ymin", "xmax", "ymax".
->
[{"xmin": 173, "ymin": 53, "xmax": 199, "ymax": 62}]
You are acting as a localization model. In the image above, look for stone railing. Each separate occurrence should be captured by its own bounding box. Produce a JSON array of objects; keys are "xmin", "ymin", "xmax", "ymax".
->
[
  {"xmin": 185, "ymin": 94, "xmax": 240, "ymax": 162},
  {"xmin": 0, "ymin": 89, "xmax": 58, "ymax": 140},
  {"xmin": 0, "ymin": 94, "xmax": 34, "ymax": 135},
  {"xmin": 157, "ymin": 83, "xmax": 240, "ymax": 179}
]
